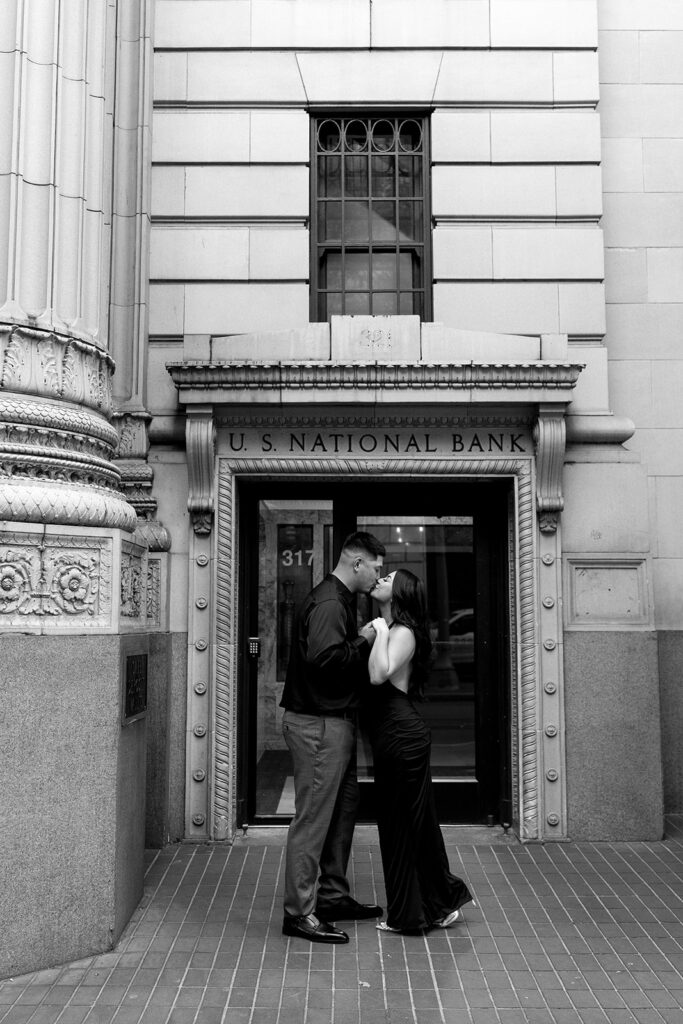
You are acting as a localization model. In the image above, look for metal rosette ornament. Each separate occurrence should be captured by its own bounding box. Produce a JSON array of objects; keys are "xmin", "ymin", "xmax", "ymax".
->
[{"xmin": 0, "ymin": 326, "xmax": 137, "ymax": 531}]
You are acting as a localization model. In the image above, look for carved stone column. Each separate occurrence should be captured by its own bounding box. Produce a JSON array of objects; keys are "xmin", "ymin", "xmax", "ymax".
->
[
  {"xmin": 0, "ymin": 2, "xmax": 147, "ymax": 978},
  {"xmin": 0, "ymin": 1, "xmax": 135, "ymax": 533}
]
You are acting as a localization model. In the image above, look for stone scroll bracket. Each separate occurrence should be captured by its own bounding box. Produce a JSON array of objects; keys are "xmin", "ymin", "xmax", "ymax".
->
[
  {"xmin": 533, "ymin": 404, "xmax": 569, "ymax": 536},
  {"xmin": 186, "ymin": 407, "xmax": 217, "ymax": 536}
]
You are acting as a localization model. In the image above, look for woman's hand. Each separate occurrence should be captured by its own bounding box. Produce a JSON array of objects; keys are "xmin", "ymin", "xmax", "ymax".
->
[{"xmin": 368, "ymin": 618, "xmax": 391, "ymax": 684}]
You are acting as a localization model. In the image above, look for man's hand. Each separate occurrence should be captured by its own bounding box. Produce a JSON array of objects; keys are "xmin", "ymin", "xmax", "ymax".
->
[{"xmin": 359, "ymin": 622, "xmax": 377, "ymax": 646}]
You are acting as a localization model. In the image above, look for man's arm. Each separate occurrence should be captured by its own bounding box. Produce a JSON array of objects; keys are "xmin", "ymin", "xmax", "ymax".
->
[{"xmin": 305, "ymin": 599, "xmax": 369, "ymax": 673}]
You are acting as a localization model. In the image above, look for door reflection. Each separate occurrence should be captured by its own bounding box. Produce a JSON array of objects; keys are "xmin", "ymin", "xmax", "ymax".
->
[
  {"xmin": 356, "ymin": 517, "xmax": 475, "ymax": 782},
  {"xmin": 254, "ymin": 500, "xmax": 333, "ymax": 817}
]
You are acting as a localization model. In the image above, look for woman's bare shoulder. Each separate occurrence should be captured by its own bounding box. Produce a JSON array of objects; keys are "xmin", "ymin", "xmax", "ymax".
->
[{"xmin": 390, "ymin": 623, "xmax": 415, "ymax": 646}]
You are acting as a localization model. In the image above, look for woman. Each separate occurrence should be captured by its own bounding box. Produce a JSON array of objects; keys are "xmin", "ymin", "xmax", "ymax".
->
[{"xmin": 367, "ymin": 569, "xmax": 473, "ymax": 933}]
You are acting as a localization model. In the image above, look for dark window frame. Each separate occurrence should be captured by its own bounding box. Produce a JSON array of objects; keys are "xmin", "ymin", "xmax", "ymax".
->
[{"xmin": 310, "ymin": 112, "xmax": 433, "ymax": 323}]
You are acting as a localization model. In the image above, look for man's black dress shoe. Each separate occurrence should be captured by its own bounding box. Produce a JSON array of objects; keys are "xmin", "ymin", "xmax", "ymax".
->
[
  {"xmin": 282, "ymin": 914, "xmax": 349, "ymax": 944},
  {"xmin": 315, "ymin": 897, "xmax": 383, "ymax": 921}
]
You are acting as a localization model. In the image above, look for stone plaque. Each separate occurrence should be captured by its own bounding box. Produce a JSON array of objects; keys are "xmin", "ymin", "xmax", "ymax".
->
[
  {"xmin": 564, "ymin": 557, "xmax": 652, "ymax": 629},
  {"xmin": 122, "ymin": 652, "xmax": 148, "ymax": 725},
  {"xmin": 330, "ymin": 314, "xmax": 421, "ymax": 361}
]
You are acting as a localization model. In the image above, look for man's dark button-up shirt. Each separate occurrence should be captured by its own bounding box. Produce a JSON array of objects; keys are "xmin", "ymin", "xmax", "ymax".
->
[{"xmin": 280, "ymin": 574, "xmax": 370, "ymax": 715}]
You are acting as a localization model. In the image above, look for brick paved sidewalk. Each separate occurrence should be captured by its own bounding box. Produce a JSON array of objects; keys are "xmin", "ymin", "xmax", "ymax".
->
[{"xmin": 2, "ymin": 821, "xmax": 683, "ymax": 1024}]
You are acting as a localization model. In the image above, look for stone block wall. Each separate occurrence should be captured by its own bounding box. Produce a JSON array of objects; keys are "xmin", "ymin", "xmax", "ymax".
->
[
  {"xmin": 598, "ymin": 0, "xmax": 683, "ymax": 812},
  {"xmin": 148, "ymin": 0, "xmax": 606, "ymax": 428}
]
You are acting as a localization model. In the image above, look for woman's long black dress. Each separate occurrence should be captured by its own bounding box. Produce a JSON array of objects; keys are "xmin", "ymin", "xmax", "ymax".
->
[{"xmin": 367, "ymin": 680, "xmax": 473, "ymax": 931}]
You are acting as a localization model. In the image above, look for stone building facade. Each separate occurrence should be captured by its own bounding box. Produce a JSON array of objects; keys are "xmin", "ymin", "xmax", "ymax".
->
[{"xmin": 1, "ymin": 0, "xmax": 682, "ymax": 976}]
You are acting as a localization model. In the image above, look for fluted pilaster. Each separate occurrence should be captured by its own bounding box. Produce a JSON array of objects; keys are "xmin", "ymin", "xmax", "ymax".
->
[{"xmin": 109, "ymin": 0, "xmax": 153, "ymax": 408}]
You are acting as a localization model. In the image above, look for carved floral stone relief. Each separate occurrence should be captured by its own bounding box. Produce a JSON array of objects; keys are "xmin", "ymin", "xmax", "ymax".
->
[{"xmin": 0, "ymin": 531, "xmax": 112, "ymax": 628}]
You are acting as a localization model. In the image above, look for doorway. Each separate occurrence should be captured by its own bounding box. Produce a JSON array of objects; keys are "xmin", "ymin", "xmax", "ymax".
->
[{"xmin": 237, "ymin": 479, "xmax": 511, "ymax": 828}]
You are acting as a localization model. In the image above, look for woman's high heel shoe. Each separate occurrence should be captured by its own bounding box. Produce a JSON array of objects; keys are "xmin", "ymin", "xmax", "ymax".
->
[{"xmin": 433, "ymin": 909, "xmax": 460, "ymax": 928}]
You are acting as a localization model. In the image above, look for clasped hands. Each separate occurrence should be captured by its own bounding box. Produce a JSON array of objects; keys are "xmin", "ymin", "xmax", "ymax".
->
[{"xmin": 359, "ymin": 617, "xmax": 390, "ymax": 646}]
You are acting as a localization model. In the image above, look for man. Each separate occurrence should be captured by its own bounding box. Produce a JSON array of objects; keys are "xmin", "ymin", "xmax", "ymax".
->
[{"xmin": 280, "ymin": 531, "xmax": 386, "ymax": 944}]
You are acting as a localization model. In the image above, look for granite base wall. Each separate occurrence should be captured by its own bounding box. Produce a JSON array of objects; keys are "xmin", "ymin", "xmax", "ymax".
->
[
  {"xmin": 658, "ymin": 630, "xmax": 683, "ymax": 815},
  {"xmin": 564, "ymin": 630, "xmax": 664, "ymax": 841},
  {"xmin": 0, "ymin": 634, "xmax": 147, "ymax": 979},
  {"xmin": 145, "ymin": 632, "xmax": 187, "ymax": 848}
]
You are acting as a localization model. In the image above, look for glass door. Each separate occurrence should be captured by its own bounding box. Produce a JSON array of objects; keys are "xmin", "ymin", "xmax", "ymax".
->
[
  {"xmin": 354, "ymin": 515, "xmax": 478, "ymax": 820},
  {"xmin": 242, "ymin": 495, "xmax": 333, "ymax": 820},
  {"xmin": 238, "ymin": 480, "xmax": 510, "ymax": 827}
]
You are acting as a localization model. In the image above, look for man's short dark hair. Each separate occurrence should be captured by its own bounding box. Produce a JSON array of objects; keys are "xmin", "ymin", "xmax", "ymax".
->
[{"xmin": 341, "ymin": 531, "xmax": 386, "ymax": 559}]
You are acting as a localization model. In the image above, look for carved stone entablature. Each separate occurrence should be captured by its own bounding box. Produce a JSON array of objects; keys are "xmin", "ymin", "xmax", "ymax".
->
[
  {"xmin": 0, "ymin": 530, "xmax": 113, "ymax": 629},
  {"xmin": 168, "ymin": 360, "xmax": 584, "ymax": 396},
  {"xmin": 534, "ymin": 405, "xmax": 568, "ymax": 529},
  {"xmin": 186, "ymin": 408, "xmax": 216, "ymax": 535},
  {"xmin": 0, "ymin": 325, "xmax": 114, "ymax": 415}
]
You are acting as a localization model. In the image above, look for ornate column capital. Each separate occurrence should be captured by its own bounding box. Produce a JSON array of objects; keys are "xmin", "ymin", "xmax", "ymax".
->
[
  {"xmin": 186, "ymin": 407, "xmax": 216, "ymax": 535},
  {"xmin": 533, "ymin": 404, "xmax": 568, "ymax": 534}
]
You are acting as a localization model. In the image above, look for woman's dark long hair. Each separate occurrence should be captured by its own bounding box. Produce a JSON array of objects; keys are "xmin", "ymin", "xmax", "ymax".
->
[{"xmin": 390, "ymin": 569, "xmax": 433, "ymax": 699}]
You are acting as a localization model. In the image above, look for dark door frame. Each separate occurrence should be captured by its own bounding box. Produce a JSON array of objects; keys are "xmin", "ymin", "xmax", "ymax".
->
[{"xmin": 236, "ymin": 477, "xmax": 512, "ymax": 827}]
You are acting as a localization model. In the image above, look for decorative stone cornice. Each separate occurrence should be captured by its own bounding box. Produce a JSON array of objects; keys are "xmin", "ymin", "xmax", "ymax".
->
[
  {"xmin": 217, "ymin": 412, "xmax": 533, "ymax": 429},
  {"xmin": 167, "ymin": 360, "xmax": 584, "ymax": 394}
]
